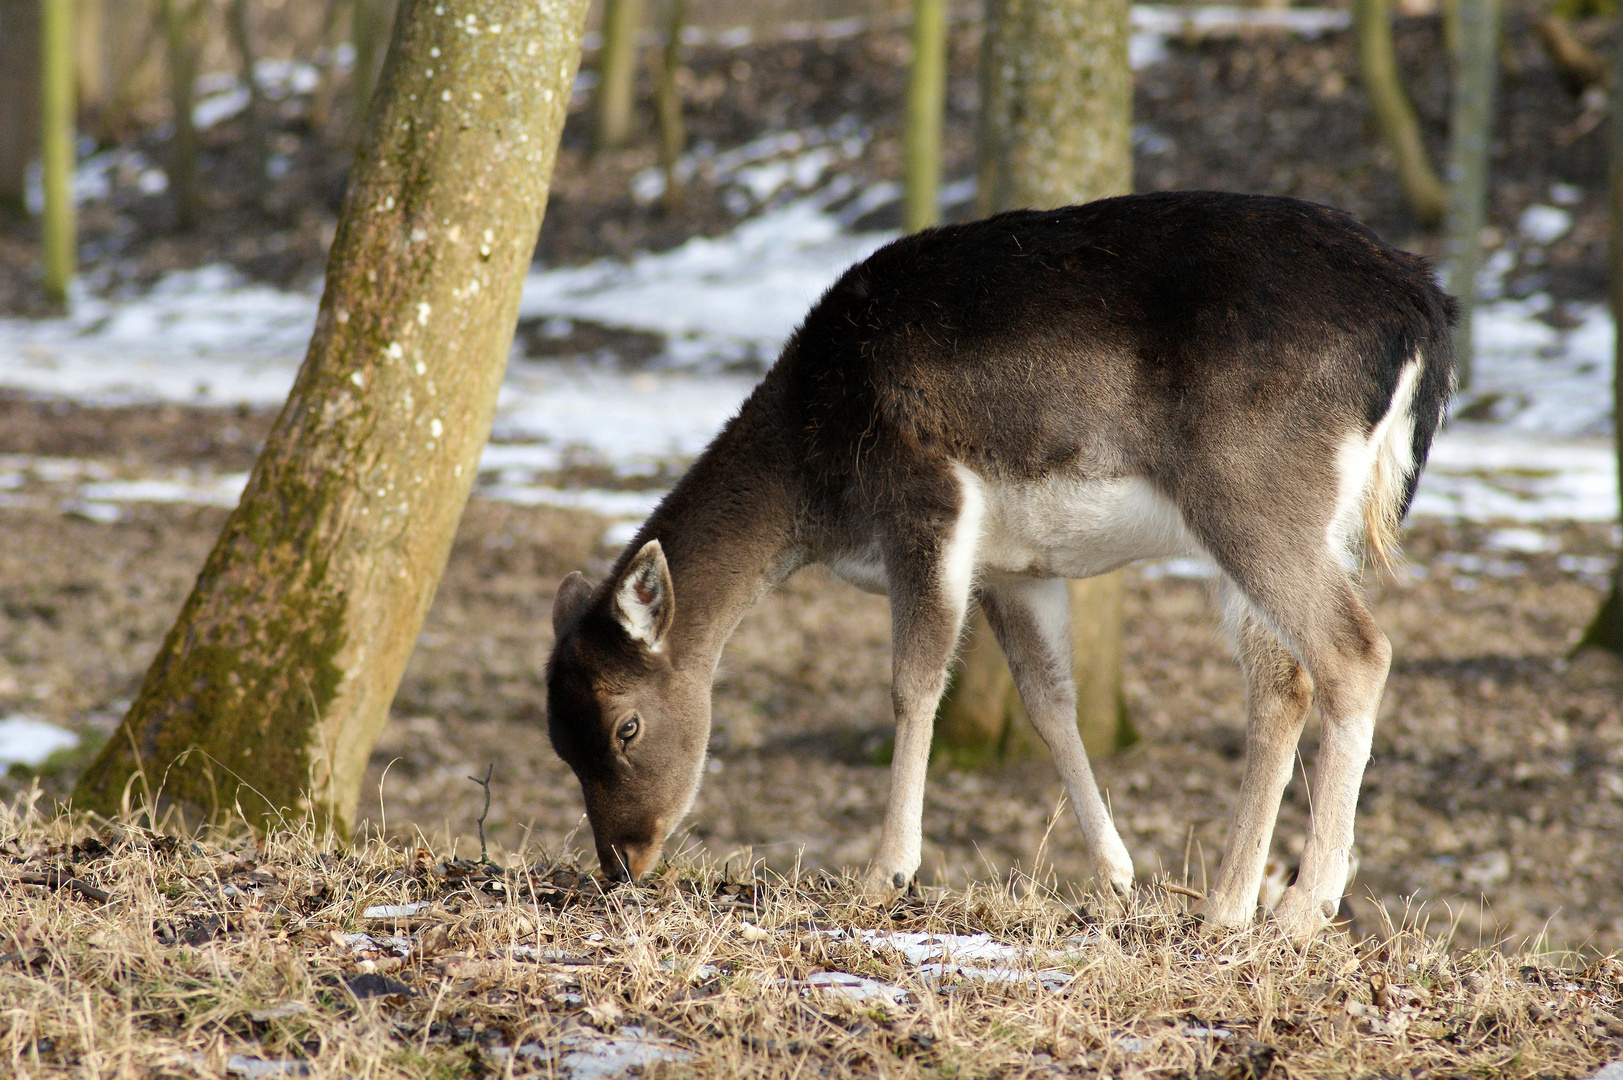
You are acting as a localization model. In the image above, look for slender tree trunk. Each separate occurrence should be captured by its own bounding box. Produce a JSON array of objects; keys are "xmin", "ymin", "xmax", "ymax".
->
[
  {"xmin": 903, "ymin": 0, "xmax": 945, "ymax": 232},
  {"xmin": 1443, "ymin": 0, "xmax": 1501, "ymax": 391},
  {"xmin": 227, "ymin": 0, "xmax": 268, "ymax": 204},
  {"xmin": 1574, "ymin": 26, "xmax": 1623, "ymax": 659},
  {"xmin": 1353, "ymin": 0, "xmax": 1446, "ymax": 227},
  {"xmin": 160, "ymin": 0, "xmax": 205, "ymax": 231},
  {"xmin": 0, "ymin": 0, "xmax": 42, "ymax": 218},
  {"xmin": 73, "ymin": 0, "xmax": 591, "ymax": 833},
  {"xmin": 942, "ymin": 0, "xmax": 1135, "ymax": 763},
  {"xmin": 41, "ymin": 0, "xmax": 76, "ymax": 307},
  {"xmin": 651, "ymin": 0, "xmax": 685, "ymax": 212},
  {"xmin": 349, "ymin": 0, "xmax": 397, "ymax": 138},
  {"xmin": 593, "ymin": 0, "xmax": 642, "ymax": 152}
]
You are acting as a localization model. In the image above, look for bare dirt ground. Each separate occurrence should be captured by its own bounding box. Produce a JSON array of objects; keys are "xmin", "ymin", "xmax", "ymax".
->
[{"xmin": 3, "ymin": 399, "xmax": 1623, "ymax": 959}]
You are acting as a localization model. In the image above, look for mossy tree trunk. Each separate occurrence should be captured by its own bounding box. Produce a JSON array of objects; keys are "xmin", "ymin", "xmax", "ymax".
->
[
  {"xmin": 1442, "ymin": 0, "xmax": 1501, "ymax": 391},
  {"xmin": 940, "ymin": 0, "xmax": 1135, "ymax": 765},
  {"xmin": 41, "ymin": 0, "xmax": 77, "ymax": 307},
  {"xmin": 74, "ymin": 0, "xmax": 590, "ymax": 833},
  {"xmin": 903, "ymin": 0, "xmax": 945, "ymax": 232},
  {"xmin": 350, "ymin": 0, "xmax": 398, "ymax": 138},
  {"xmin": 1575, "ymin": 27, "xmax": 1623, "ymax": 659},
  {"xmin": 1353, "ymin": 0, "xmax": 1447, "ymax": 229},
  {"xmin": 651, "ymin": 0, "xmax": 685, "ymax": 212},
  {"xmin": 593, "ymin": 0, "xmax": 642, "ymax": 152}
]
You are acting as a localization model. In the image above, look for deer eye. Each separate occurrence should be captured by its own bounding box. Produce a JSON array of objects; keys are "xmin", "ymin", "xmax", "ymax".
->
[{"xmin": 617, "ymin": 716, "xmax": 640, "ymax": 745}]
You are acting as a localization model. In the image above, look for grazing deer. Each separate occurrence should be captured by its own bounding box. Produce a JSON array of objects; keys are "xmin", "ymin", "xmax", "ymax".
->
[{"xmin": 545, "ymin": 191, "xmax": 1454, "ymax": 941}]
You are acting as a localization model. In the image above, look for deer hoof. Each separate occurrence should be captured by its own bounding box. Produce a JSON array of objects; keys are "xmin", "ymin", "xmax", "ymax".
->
[
  {"xmin": 1190, "ymin": 893, "xmax": 1254, "ymax": 930},
  {"xmin": 860, "ymin": 867, "xmax": 908, "ymax": 904},
  {"xmin": 1271, "ymin": 887, "xmax": 1335, "ymax": 944}
]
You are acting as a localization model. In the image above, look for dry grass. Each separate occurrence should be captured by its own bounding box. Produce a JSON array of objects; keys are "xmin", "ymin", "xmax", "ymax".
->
[{"xmin": 3, "ymin": 792, "xmax": 1622, "ymax": 1079}]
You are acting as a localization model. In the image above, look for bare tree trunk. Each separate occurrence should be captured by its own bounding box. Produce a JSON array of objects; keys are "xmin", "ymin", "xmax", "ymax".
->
[
  {"xmin": 1575, "ymin": 25, "xmax": 1623, "ymax": 659},
  {"xmin": 0, "ymin": 0, "xmax": 41, "ymax": 218},
  {"xmin": 73, "ymin": 0, "xmax": 591, "ymax": 833},
  {"xmin": 349, "ymin": 0, "xmax": 397, "ymax": 137},
  {"xmin": 42, "ymin": 0, "xmax": 77, "ymax": 307},
  {"xmin": 1353, "ymin": 0, "xmax": 1446, "ymax": 227},
  {"xmin": 903, "ymin": 0, "xmax": 945, "ymax": 232},
  {"xmin": 227, "ymin": 0, "xmax": 268, "ymax": 205},
  {"xmin": 943, "ymin": 0, "xmax": 1135, "ymax": 763},
  {"xmin": 651, "ymin": 0, "xmax": 685, "ymax": 213},
  {"xmin": 160, "ymin": 0, "xmax": 206, "ymax": 230},
  {"xmin": 1443, "ymin": 0, "xmax": 1501, "ymax": 391},
  {"xmin": 593, "ymin": 0, "xmax": 642, "ymax": 152}
]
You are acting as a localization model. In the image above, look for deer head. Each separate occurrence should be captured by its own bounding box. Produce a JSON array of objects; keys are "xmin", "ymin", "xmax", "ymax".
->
[{"xmin": 545, "ymin": 540, "xmax": 711, "ymax": 881}]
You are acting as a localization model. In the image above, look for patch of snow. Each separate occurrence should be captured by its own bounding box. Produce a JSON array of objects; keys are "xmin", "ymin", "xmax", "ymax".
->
[
  {"xmin": 224, "ymin": 1056, "xmax": 310, "ymax": 1078},
  {"xmin": 789, "ymin": 970, "xmax": 911, "ymax": 1004},
  {"xmin": 79, "ymin": 475, "xmax": 249, "ymax": 508},
  {"xmin": 341, "ymin": 932, "xmax": 411, "ymax": 955},
  {"xmin": 1586, "ymin": 1061, "xmax": 1623, "ymax": 1080},
  {"xmin": 517, "ymin": 1031, "xmax": 693, "ymax": 1079},
  {"xmin": 1484, "ymin": 527, "xmax": 1559, "ymax": 553},
  {"xmin": 1518, "ymin": 204, "xmax": 1572, "ymax": 245},
  {"xmin": 0, "ymin": 716, "xmax": 80, "ymax": 767},
  {"xmin": 362, "ymin": 902, "xmax": 430, "ymax": 918}
]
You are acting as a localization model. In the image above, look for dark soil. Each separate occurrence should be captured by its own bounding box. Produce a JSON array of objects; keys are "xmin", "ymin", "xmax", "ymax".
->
[{"xmin": 1, "ymin": 6, "xmax": 1616, "ymax": 314}]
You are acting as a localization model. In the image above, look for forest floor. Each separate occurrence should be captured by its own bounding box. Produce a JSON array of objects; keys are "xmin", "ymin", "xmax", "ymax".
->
[{"xmin": 3, "ymin": 11, "xmax": 1623, "ymax": 1077}]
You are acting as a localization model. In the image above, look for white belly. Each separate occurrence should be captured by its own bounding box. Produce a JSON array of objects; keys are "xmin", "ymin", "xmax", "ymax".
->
[
  {"xmin": 826, "ymin": 470, "xmax": 1206, "ymax": 594},
  {"xmin": 974, "ymin": 471, "xmax": 1202, "ymax": 579}
]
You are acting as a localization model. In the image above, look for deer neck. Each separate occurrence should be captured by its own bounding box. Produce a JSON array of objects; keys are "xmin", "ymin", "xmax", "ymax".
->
[{"xmin": 633, "ymin": 385, "xmax": 803, "ymax": 669}]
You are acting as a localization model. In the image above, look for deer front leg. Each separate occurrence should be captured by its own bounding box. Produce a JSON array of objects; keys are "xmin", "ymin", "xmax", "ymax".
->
[
  {"xmin": 980, "ymin": 576, "xmax": 1134, "ymax": 897},
  {"xmin": 864, "ymin": 474, "xmax": 981, "ymax": 902}
]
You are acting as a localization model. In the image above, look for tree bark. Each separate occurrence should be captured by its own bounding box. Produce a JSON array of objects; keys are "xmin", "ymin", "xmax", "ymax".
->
[
  {"xmin": 1443, "ymin": 0, "xmax": 1501, "ymax": 391},
  {"xmin": 160, "ymin": 0, "xmax": 205, "ymax": 231},
  {"xmin": 1, "ymin": 0, "xmax": 41, "ymax": 218},
  {"xmin": 227, "ymin": 0, "xmax": 268, "ymax": 205},
  {"xmin": 651, "ymin": 0, "xmax": 685, "ymax": 213},
  {"xmin": 42, "ymin": 0, "xmax": 77, "ymax": 307},
  {"xmin": 349, "ymin": 0, "xmax": 398, "ymax": 138},
  {"xmin": 1353, "ymin": 0, "xmax": 1447, "ymax": 228},
  {"xmin": 942, "ymin": 0, "xmax": 1135, "ymax": 763},
  {"xmin": 1575, "ymin": 24, "xmax": 1623, "ymax": 659},
  {"xmin": 73, "ymin": 0, "xmax": 590, "ymax": 833},
  {"xmin": 593, "ymin": 0, "xmax": 642, "ymax": 152},
  {"xmin": 903, "ymin": 0, "xmax": 945, "ymax": 232}
]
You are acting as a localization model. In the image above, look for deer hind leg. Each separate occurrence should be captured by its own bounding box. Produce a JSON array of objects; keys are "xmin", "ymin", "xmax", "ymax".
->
[
  {"xmin": 1218, "ymin": 556, "xmax": 1389, "ymax": 943},
  {"xmin": 864, "ymin": 465, "xmax": 984, "ymax": 900},
  {"xmin": 980, "ymin": 575, "xmax": 1135, "ymax": 896},
  {"xmin": 1199, "ymin": 579, "xmax": 1315, "ymax": 928}
]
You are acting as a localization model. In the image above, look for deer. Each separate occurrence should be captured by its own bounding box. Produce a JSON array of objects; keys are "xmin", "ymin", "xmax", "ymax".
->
[{"xmin": 544, "ymin": 190, "xmax": 1455, "ymax": 941}]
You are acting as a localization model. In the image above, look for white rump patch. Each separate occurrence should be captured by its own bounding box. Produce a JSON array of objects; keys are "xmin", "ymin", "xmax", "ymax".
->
[{"xmin": 1327, "ymin": 359, "xmax": 1421, "ymax": 562}]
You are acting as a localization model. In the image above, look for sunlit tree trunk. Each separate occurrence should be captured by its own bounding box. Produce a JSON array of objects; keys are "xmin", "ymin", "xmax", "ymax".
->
[
  {"xmin": 1575, "ymin": 29, "xmax": 1623, "ymax": 659},
  {"xmin": 941, "ymin": 0, "xmax": 1135, "ymax": 764},
  {"xmin": 41, "ymin": 0, "xmax": 76, "ymax": 307},
  {"xmin": 593, "ymin": 0, "xmax": 642, "ymax": 151},
  {"xmin": 1353, "ymin": 0, "xmax": 1446, "ymax": 227},
  {"xmin": 74, "ymin": 0, "xmax": 590, "ymax": 833},
  {"xmin": 1443, "ymin": 0, "xmax": 1501, "ymax": 391},
  {"xmin": 1, "ymin": 0, "xmax": 41, "ymax": 218},
  {"xmin": 903, "ymin": 0, "xmax": 945, "ymax": 232},
  {"xmin": 651, "ymin": 0, "xmax": 685, "ymax": 212}
]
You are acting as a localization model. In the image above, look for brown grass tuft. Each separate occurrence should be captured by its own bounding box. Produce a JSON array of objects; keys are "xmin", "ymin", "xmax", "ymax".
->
[{"xmin": 2, "ymin": 791, "xmax": 1620, "ymax": 1079}]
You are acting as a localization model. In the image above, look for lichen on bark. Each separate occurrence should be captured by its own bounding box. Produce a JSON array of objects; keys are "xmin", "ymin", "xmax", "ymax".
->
[{"xmin": 74, "ymin": 0, "xmax": 591, "ymax": 833}]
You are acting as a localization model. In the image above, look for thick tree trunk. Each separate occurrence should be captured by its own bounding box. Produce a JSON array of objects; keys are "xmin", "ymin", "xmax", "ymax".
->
[
  {"xmin": 1353, "ymin": 0, "xmax": 1447, "ymax": 228},
  {"xmin": 1443, "ymin": 0, "xmax": 1502, "ymax": 391},
  {"xmin": 593, "ymin": 0, "xmax": 642, "ymax": 152},
  {"xmin": 903, "ymin": 0, "xmax": 945, "ymax": 232},
  {"xmin": 943, "ymin": 0, "xmax": 1134, "ymax": 762},
  {"xmin": 42, "ymin": 0, "xmax": 76, "ymax": 306},
  {"xmin": 0, "ymin": 0, "xmax": 41, "ymax": 218},
  {"xmin": 74, "ymin": 0, "xmax": 590, "ymax": 832},
  {"xmin": 1575, "ymin": 26, "xmax": 1623, "ymax": 659}
]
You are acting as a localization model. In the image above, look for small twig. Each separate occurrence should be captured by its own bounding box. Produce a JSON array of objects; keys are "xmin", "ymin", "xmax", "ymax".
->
[
  {"xmin": 1160, "ymin": 882, "xmax": 1206, "ymax": 901},
  {"xmin": 468, "ymin": 764, "xmax": 494, "ymax": 866}
]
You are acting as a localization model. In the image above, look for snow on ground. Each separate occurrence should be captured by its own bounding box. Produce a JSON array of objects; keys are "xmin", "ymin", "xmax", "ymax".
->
[{"xmin": 0, "ymin": 715, "xmax": 81, "ymax": 768}]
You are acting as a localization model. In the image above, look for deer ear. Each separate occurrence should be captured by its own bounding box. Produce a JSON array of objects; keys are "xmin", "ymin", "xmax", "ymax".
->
[
  {"xmin": 613, "ymin": 540, "xmax": 674, "ymax": 651},
  {"xmin": 551, "ymin": 572, "xmax": 595, "ymax": 636}
]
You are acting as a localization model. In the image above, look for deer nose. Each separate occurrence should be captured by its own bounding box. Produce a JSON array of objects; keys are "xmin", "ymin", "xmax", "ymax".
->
[{"xmin": 600, "ymin": 839, "xmax": 661, "ymax": 882}]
